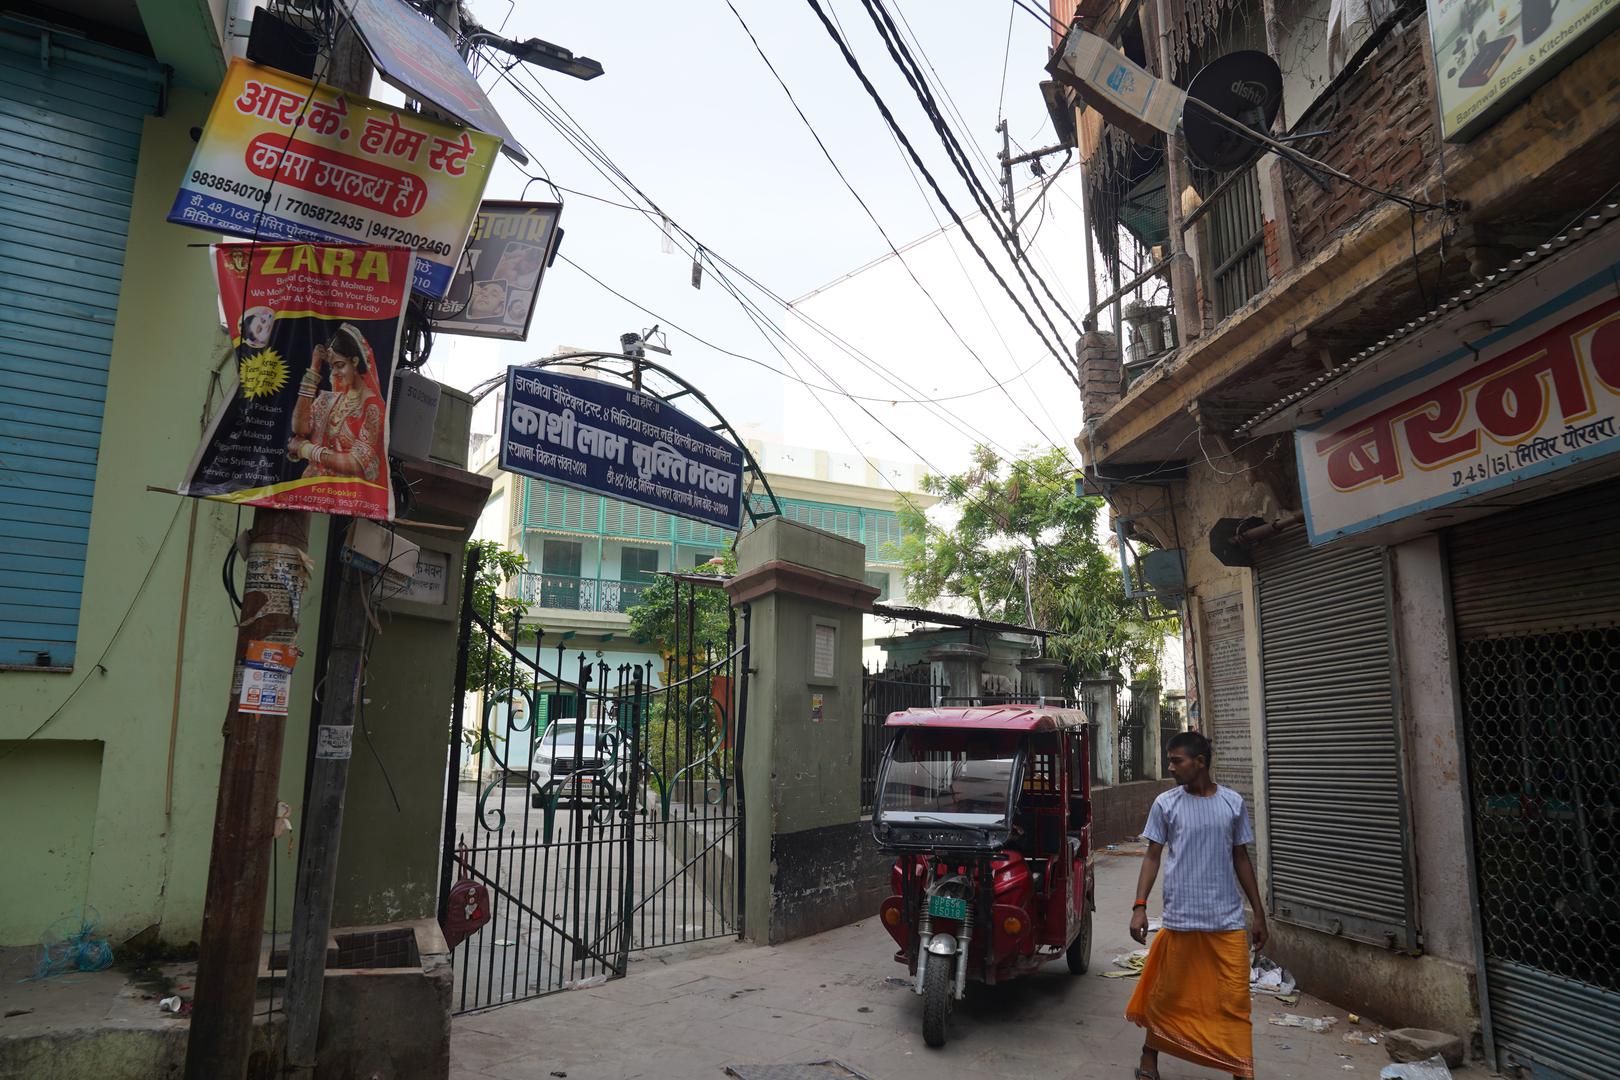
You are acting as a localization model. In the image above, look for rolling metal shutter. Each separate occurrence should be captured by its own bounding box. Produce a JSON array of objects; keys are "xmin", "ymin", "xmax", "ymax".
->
[
  {"xmin": 1448, "ymin": 480, "xmax": 1620, "ymax": 1080},
  {"xmin": 0, "ymin": 23, "xmax": 160, "ymax": 668},
  {"xmin": 1255, "ymin": 531, "xmax": 1417, "ymax": 949}
]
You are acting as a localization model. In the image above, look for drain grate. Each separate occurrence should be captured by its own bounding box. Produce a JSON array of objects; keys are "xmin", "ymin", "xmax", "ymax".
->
[{"xmin": 725, "ymin": 1063, "xmax": 874, "ymax": 1080}]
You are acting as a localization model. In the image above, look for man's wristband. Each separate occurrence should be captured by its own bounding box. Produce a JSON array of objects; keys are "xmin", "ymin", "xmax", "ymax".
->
[{"xmin": 1132, "ymin": 901, "xmax": 1148, "ymax": 910}]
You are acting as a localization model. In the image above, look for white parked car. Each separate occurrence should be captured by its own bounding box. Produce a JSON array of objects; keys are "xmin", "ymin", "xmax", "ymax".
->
[{"xmin": 530, "ymin": 721, "xmax": 627, "ymax": 808}]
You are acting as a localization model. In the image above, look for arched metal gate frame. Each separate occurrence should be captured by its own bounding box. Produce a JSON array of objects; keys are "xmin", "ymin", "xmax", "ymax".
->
[
  {"xmin": 439, "ymin": 355, "xmax": 767, "ymax": 1013},
  {"xmin": 468, "ymin": 350, "xmax": 786, "ymax": 533}
]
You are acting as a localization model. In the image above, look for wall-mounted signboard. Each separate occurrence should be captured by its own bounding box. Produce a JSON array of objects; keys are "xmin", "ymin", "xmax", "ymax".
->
[
  {"xmin": 499, "ymin": 369, "xmax": 745, "ymax": 532},
  {"xmin": 1428, "ymin": 0, "xmax": 1620, "ymax": 140},
  {"xmin": 168, "ymin": 58, "xmax": 498, "ymax": 298},
  {"xmin": 421, "ymin": 201, "xmax": 561, "ymax": 340},
  {"xmin": 1298, "ymin": 281, "xmax": 1620, "ymax": 542}
]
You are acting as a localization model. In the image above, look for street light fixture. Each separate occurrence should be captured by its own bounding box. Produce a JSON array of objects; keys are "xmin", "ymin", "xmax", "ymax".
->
[{"xmin": 466, "ymin": 24, "xmax": 604, "ymax": 80}]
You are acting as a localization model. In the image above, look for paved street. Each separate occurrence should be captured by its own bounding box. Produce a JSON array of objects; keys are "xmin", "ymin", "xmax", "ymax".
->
[{"xmin": 451, "ymin": 847, "xmax": 1427, "ymax": 1080}]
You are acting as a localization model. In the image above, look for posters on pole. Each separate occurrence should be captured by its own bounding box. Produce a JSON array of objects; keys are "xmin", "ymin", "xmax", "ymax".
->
[
  {"xmin": 500, "ymin": 370, "xmax": 746, "ymax": 532},
  {"xmin": 178, "ymin": 242, "xmax": 412, "ymax": 520},
  {"xmin": 1428, "ymin": 0, "xmax": 1620, "ymax": 140},
  {"xmin": 166, "ymin": 58, "xmax": 499, "ymax": 298},
  {"xmin": 421, "ymin": 201, "xmax": 562, "ymax": 340},
  {"xmin": 334, "ymin": 0, "xmax": 529, "ymax": 163}
]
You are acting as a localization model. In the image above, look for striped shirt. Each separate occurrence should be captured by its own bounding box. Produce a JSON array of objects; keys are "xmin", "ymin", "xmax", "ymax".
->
[{"xmin": 1142, "ymin": 785, "xmax": 1255, "ymax": 932}]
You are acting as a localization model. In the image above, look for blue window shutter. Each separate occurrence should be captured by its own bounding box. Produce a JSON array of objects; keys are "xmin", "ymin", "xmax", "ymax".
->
[{"xmin": 0, "ymin": 25, "xmax": 160, "ymax": 668}]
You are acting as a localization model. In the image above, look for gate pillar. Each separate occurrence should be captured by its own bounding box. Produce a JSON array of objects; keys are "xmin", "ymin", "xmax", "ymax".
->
[
  {"xmin": 726, "ymin": 517, "xmax": 880, "ymax": 944},
  {"xmin": 926, "ymin": 642, "xmax": 987, "ymax": 703},
  {"xmin": 1017, "ymin": 656, "xmax": 1068, "ymax": 703},
  {"xmin": 1132, "ymin": 678, "xmax": 1163, "ymax": 780},
  {"xmin": 1079, "ymin": 674, "xmax": 1121, "ymax": 785}
]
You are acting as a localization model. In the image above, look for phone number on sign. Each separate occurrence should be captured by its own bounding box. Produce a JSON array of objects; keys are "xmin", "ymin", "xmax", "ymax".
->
[
  {"xmin": 189, "ymin": 170, "xmax": 270, "ymax": 204},
  {"xmin": 368, "ymin": 221, "xmax": 452, "ymax": 256},
  {"xmin": 283, "ymin": 197, "xmax": 365, "ymax": 233}
]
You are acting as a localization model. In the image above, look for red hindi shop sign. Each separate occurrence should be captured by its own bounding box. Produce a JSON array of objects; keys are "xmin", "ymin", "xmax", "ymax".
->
[
  {"xmin": 178, "ymin": 243, "xmax": 411, "ymax": 520},
  {"xmin": 1297, "ymin": 286, "xmax": 1620, "ymax": 542}
]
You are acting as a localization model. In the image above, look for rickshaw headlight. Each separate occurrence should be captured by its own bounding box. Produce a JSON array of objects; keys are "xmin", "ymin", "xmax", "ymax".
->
[{"xmin": 1001, "ymin": 915, "xmax": 1023, "ymax": 936}]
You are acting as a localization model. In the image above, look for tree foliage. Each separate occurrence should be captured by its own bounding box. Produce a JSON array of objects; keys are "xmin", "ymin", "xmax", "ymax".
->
[
  {"xmin": 895, "ymin": 446, "xmax": 1172, "ymax": 685},
  {"xmin": 462, "ymin": 539, "xmax": 531, "ymax": 687},
  {"xmin": 626, "ymin": 551, "xmax": 736, "ymax": 674},
  {"xmin": 625, "ymin": 552, "xmax": 737, "ymax": 801}
]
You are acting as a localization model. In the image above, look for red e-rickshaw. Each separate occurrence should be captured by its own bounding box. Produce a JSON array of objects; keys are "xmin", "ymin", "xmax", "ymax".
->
[{"xmin": 871, "ymin": 705, "xmax": 1094, "ymax": 1047}]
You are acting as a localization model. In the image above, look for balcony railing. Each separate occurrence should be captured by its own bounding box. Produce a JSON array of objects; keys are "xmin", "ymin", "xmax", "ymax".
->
[{"xmin": 516, "ymin": 572, "xmax": 652, "ymax": 614}]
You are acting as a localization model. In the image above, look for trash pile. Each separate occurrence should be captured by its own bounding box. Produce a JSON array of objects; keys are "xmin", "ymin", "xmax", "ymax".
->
[
  {"xmin": 33, "ymin": 911, "xmax": 114, "ymax": 979},
  {"xmin": 1101, "ymin": 948, "xmax": 1149, "ymax": 978},
  {"xmin": 1380, "ymin": 1056, "xmax": 1453, "ymax": 1079},
  {"xmin": 1248, "ymin": 951, "xmax": 1299, "ymax": 1005},
  {"xmin": 1268, "ymin": 1012, "xmax": 1338, "ymax": 1033}
]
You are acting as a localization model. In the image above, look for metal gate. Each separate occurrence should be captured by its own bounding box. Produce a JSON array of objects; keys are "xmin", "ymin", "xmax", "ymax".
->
[
  {"xmin": 859, "ymin": 665, "xmax": 940, "ymax": 813},
  {"xmin": 1255, "ymin": 531, "xmax": 1418, "ymax": 949},
  {"xmin": 1448, "ymin": 482, "xmax": 1620, "ymax": 1079},
  {"xmin": 440, "ymin": 554, "xmax": 748, "ymax": 1013}
]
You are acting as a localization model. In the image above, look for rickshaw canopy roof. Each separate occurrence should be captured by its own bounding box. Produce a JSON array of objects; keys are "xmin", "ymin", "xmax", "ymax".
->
[{"xmin": 883, "ymin": 705, "xmax": 1091, "ymax": 733}]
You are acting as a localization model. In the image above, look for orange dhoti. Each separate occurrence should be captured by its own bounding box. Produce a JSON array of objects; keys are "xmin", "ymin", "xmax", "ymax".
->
[{"xmin": 1125, "ymin": 928, "xmax": 1254, "ymax": 1078}]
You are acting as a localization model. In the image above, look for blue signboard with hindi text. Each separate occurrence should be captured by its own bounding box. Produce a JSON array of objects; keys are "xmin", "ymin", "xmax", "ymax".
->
[{"xmin": 499, "ymin": 369, "xmax": 745, "ymax": 531}]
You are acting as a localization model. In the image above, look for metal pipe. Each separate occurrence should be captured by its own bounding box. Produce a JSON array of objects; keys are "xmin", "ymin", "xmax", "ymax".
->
[
  {"xmin": 1234, "ymin": 510, "xmax": 1305, "ymax": 545},
  {"xmin": 1088, "ymin": 253, "xmax": 1177, "ymax": 321}
]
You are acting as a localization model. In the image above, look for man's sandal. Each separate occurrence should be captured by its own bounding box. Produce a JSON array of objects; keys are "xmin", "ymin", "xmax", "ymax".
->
[{"xmin": 1133, "ymin": 1070, "xmax": 1160, "ymax": 1080}]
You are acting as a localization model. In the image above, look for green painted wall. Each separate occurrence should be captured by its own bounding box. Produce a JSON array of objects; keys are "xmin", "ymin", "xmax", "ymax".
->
[
  {"xmin": 0, "ymin": 741, "xmax": 103, "ymax": 937},
  {"xmin": 732, "ymin": 518, "xmax": 867, "ymax": 939},
  {"xmin": 0, "ymin": 89, "xmax": 324, "ymax": 948},
  {"xmin": 331, "ymin": 531, "xmax": 465, "ymax": 928}
]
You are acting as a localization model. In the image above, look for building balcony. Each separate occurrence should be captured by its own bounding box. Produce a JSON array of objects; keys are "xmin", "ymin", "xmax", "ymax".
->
[{"xmin": 516, "ymin": 572, "xmax": 652, "ymax": 614}]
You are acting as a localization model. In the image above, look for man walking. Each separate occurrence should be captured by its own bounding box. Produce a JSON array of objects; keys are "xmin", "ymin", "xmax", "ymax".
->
[{"xmin": 1125, "ymin": 731, "xmax": 1266, "ymax": 1079}]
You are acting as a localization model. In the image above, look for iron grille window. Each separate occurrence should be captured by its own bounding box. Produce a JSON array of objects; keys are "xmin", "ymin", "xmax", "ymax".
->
[{"xmin": 1194, "ymin": 162, "xmax": 1268, "ymax": 319}]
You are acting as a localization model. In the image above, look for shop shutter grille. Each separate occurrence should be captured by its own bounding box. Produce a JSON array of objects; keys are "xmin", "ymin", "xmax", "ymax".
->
[
  {"xmin": 1448, "ymin": 481, "xmax": 1620, "ymax": 1079},
  {"xmin": 0, "ymin": 24, "xmax": 159, "ymax": 669},
  {"xmin": 1255, "ymin": 531, "xmax": 1417, "ymax": 949}
]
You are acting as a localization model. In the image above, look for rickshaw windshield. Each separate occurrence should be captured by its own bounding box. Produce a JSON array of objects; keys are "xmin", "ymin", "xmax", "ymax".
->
[{"xmin": 876, "ymin": 728, "xmax": 1022, "ymax": 829}]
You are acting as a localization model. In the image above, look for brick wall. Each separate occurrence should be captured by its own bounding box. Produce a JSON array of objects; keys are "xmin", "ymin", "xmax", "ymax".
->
[
  {"xmin": 1092, "ymin": 778, "xmax": 1174, "ymax": 845},
  {"xmin": 1285, "ymin": 18, "xmax": 1437, "ymax": 265},
  {"xmin": 1078, "ymin": 330, "xmax": 1122, "ymax": 424}
]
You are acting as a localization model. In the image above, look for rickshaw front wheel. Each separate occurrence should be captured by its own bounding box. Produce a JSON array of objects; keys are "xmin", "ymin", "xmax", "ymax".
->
[
  {"xmin": 1066, "ymin": 907, "xmax": 1093, "ymax": 974},
  {"xmin": 921, "ymin": 956, "xmax": 953, "ymax": 1047}
]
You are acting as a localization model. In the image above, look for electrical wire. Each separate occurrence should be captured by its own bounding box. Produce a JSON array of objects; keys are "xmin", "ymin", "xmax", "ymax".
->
[
  {"xmin": 484, "ymin": 61, "xmax": 1063, "ymax": 470},
  {"xmin": 803, "ymin": 0, "xmax": 1079, "ymax": 383},
  {"xmin": 473, "ymin": 39, "xmax": 1092, "ymax": 515},
  {"xmin": 556, "ymin": 251, "xmax": 1049, "ymax": 403},
  {"xmin": 723, "ymin": 0, "xmax": 1080, "ymax": 460},
  {"xmin": 856, "ymin": 0, "xmax": 1090, "ymax": 342},
  {"xmin": 996, "ymin": 4, "xmax": 1016, "ymax": 121}
]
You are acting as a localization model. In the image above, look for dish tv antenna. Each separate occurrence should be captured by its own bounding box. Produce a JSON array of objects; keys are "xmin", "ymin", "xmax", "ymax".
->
[
  {"xmin": 1047, "ymin": 31, "xmax": 1404, "ymax": 197},
  {"xmin": 1182, "ymin": 51, "xmax": 1283, "ymax": 172}
]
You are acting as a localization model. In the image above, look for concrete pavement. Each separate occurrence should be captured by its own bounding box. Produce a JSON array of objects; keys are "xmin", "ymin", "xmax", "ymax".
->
[{"xmin": 451, "ymin": 846, "xmax": 1455, "ymax": 1080}]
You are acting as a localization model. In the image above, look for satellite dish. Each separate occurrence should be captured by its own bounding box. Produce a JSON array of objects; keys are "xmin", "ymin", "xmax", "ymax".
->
[{"xmin": 1183, "ymin": 51, "xmax": 1283, "ymax": 172}]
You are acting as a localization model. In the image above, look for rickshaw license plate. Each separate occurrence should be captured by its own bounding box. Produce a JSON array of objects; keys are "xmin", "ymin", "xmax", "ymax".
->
[{"xmin": 927, "ymin": 896, "xmax": 967, "ymax": 920}]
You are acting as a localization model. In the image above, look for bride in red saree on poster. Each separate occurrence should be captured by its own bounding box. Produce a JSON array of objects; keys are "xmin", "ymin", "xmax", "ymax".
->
[{"xmin": 179, "ymin": 242, "xmax": 410, "ymax": 520}]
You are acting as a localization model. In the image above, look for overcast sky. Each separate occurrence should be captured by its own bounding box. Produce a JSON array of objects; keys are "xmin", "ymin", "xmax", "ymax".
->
[{"xmin": 433, "ymin": 0, "xmax": 1089, "ymax": 480}]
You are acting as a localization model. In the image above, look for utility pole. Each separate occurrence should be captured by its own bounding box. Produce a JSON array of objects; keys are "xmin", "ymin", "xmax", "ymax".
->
[
  {"xmin": 186, "ymin": 25, "xmax": 379, "ymax": 1080},
  {"xmin": 997, "ymin": 119, "xmax": 1017, "ymax": 252},
  {"xmin": 262, "ymin": 23, "xmax": 377, "ymax": 1080},
  {"xmin": 183, "ymin": 510, "xmax": 311, "ymax": 1080}
]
